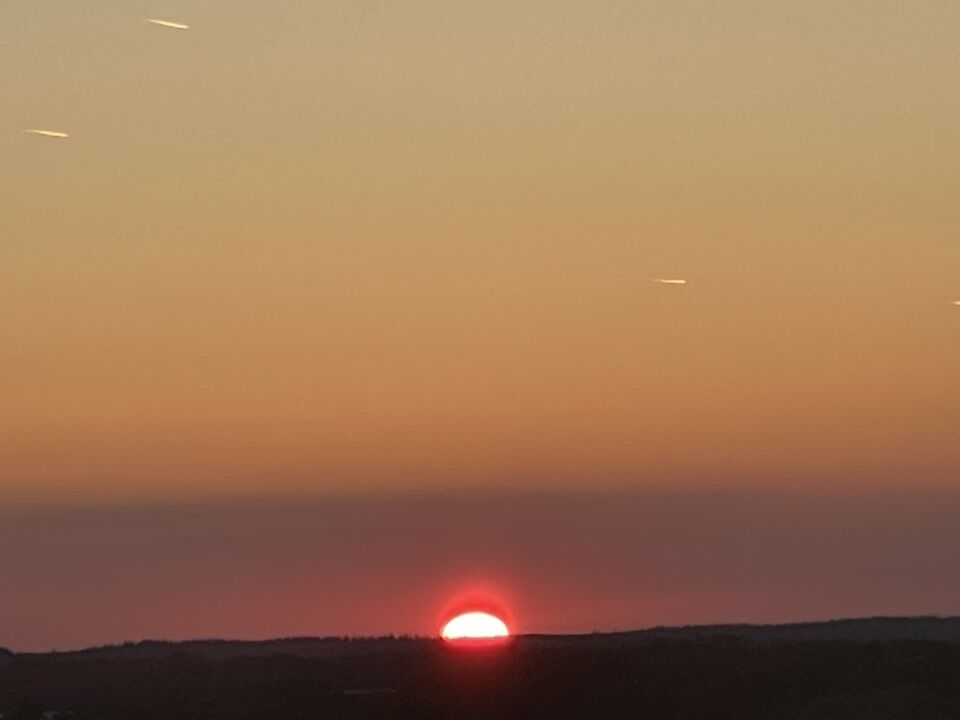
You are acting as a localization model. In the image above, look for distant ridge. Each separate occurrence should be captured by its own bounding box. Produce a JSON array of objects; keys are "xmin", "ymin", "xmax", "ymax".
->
[
  {"xmin": 7, "ymin": 617, "xmax": 960, "ymax": 720},
  {"xmin": 525, "ymin": 615, "xmax": 960, "ymax": 647},
  {"xmin": 17, "ymin": 616, "xmax": 960, "ymax": 659},
  {"xmin": 33, "ymin": 636, "xmax": 424, "ymax": 661}
]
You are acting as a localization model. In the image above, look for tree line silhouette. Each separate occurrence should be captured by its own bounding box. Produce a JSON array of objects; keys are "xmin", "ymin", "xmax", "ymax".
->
[{"xmin": 2, "ymin": 632, "xmax": 960, "ymax": 719}]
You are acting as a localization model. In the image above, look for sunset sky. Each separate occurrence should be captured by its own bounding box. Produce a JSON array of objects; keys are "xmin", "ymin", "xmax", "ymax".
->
[{"xmin": 2, "ymin": 0, "xmax": 959, "ymax": 650}]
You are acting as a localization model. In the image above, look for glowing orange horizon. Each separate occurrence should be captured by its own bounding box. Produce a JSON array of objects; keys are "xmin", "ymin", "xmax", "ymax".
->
[{"xmin": 440, "ymin": 611, "xmax": 510, "ymax": 641}]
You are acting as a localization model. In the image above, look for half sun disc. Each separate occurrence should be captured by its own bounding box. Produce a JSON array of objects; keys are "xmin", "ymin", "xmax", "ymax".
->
[{"xmin": 441, "ymin": 611, "xmax": 510, "ymax": 641}]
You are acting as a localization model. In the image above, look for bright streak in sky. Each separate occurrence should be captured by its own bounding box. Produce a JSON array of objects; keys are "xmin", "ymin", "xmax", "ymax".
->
[
  {"xmin": 23, "ymin": 129, "xmax": 69, "ymax": 138},
  {"xmin": 651, "ymin": 278, "xmax": 688, "ymax": 285},
  {"xmin": 147, "ymin": 18, "xmax": 190, "ymax": 30}
]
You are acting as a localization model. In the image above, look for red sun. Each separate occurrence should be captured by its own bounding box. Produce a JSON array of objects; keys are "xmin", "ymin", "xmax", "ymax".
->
[{"xmin": 440, "ymin": 611, "xmax": 510, "ymax": 642}]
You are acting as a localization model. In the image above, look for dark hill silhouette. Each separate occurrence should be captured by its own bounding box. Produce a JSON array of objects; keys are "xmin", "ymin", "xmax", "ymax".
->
[
  {"xmin": 3, "ymin": 617, "xmax": 960, "ymax": 719},
  {"xmin": 34, "ymin": 635, "xmax": 422, "ymax": 662},
  {"xmin": 19, "ymin": 615, "xmax": 960, "ymax": 661},
  {"xmin": 526, "ymin": 615, "xmax": 960, "ymax": 647}
]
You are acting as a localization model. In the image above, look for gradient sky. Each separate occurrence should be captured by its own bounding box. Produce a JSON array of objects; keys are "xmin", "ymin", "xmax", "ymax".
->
[
  {"xmin": 4, "ymin": 490, "xmax": 960, "ymax": 652},
  {"xmin": 1, "ymin": 1, "xmax": 959, "ymax": 649}
]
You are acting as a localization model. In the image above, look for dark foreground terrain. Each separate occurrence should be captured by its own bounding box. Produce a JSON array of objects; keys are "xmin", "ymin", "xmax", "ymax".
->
[{"xmin": 3, "ymin": 617, "xmax": 960, "ymax": 719}]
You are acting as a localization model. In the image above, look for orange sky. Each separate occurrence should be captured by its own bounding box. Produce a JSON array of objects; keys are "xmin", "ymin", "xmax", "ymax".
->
[{"xmin": 2, "ymin": 0, "xmax": 958, "ymax": 505}]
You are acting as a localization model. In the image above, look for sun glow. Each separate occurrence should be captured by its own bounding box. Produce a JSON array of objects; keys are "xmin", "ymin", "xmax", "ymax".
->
[{"xmin": 441, "ymin": 611, "xmax": 510, "ymax": 641}]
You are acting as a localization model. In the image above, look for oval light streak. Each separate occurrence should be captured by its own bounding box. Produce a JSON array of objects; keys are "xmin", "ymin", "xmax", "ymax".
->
[
  {"xmin": 24, "ymin": 129, "xmax": 69, "ymax": 138},
  {"xmin": 441, "ymin": 611, "xmax": 510, "ymax": 641},
  {"xmin": 147, "ymin": 18, "xmax": 190, "ymax": 30}
]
